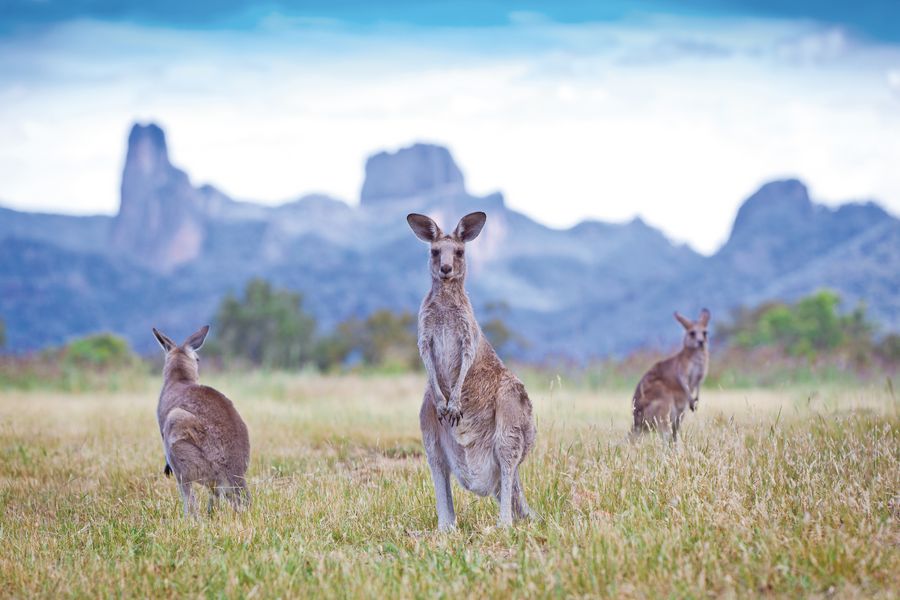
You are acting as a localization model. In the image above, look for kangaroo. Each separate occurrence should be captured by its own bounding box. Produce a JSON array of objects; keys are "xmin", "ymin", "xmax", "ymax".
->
[
  {"xmin": 152, "ymin": 325, "xmax": 251, "ymax": 516},
  {"xmin": 632, "ymin": 309, "xmax": 710, "ymax": 441},
  {"xmin": 407, "ymin": 211, "xmax": 536, "ymax": 530}
]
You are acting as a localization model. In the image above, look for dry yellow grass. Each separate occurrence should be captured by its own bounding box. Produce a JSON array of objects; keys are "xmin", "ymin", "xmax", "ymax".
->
[{"xmin": 0, "ymin": 373, "xmax": 897, "ymax": 598}]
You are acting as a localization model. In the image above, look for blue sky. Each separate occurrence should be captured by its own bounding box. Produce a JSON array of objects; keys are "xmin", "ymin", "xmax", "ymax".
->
[
  {"xmin": 3, "ymin": 1, "xmax": 899, "ymax": 39},
  {"xmin": 1, "ymin": 1, "xmax": 899, "ymax": 252}
]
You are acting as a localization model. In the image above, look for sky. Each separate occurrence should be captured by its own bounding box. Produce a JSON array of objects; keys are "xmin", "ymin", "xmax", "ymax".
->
[{"xmin": 1, "ymin": 1, "xmax": 899, "ymax": 254}]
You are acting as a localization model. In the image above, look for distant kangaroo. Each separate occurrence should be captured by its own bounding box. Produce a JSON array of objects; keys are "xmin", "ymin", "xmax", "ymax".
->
[
  {"xmin": 632, "ymin": 309, "xmax": 711, "ymax": 441},
  {"xmin": 152, "ymin": 325, "xmax": 251, "ymax": 516},
  {"xmin": 407, "ymin": 211, "xmax": 536, "ymax": 530}
]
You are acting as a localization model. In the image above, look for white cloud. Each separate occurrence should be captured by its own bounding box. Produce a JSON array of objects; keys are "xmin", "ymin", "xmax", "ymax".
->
[
  {"xmin": 889, "ymin": 69, "xmax": 900, "ymax": 94},
  {"xmin": 0, "ymin": 15, "xmax": 898, "ymax": 253}
]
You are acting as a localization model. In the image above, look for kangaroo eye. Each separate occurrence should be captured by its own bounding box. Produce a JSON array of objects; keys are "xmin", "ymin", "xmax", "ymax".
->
[
  {"xmin": 430, "ymin": 249, "xmax": 439, "ymax": 257},
  {"xmin": 455, "ymin": 249, "xmax": 464, "ymax": 257},
  {"xmin": 690, "ymin": 331, "xmax": 696, "ymax": 337}
]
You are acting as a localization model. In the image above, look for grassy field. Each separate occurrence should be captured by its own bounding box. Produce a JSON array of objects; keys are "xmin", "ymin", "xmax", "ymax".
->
[{"xmin": 0, "ymin": 372, "xmax": 897, "ymax": 598}]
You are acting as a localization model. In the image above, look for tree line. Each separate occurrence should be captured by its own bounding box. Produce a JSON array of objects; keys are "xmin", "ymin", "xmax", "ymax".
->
[
  {"xmin": 1, "ymin": 284, "xmax": 896, "ymax": 371},
  {"xmin": 205, "ymin": 279, "xmax": 419, "ymax": 371},
  {"xmin": 718, "ymin": 290, "xmax": 899, "ymax": 365}
]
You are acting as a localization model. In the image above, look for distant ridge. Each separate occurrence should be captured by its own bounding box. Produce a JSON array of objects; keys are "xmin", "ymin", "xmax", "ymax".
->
[{"xmin": 0, "ymin": 121, "xmax": 897, "ymax": 357}]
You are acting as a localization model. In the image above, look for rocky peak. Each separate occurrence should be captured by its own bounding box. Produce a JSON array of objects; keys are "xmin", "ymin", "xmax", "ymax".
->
[
  {"xmin": 729, "ymin": 179, "xmax": 813, "ymax": 241},
  {"xmin": 715, "ymin": 178, "xmax": 898, "ymax": 286},
  {"xmin": 124, "ymin": 123, "xmax": 170, "ymax": 177},
  {"xmin": 110, "ymin": 123, "xmax": 204, "ymax": 272},
  {"xmin": 360, "ymin": 143, "xmax": 466, "ymax": 205}
]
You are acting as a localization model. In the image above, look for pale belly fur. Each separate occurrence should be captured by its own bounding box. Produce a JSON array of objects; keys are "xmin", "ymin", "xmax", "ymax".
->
[
  {"xmin": 685, "ymin": 356, "xmax": 707, "ymax": 394},
  {"xmin": 431, "ymin": 326, "xmax": 460, "ymax": 398},
  {"xmin": 438, "ymin": 422, "xmax": 500, "ymax": 497},
  {"xmin": 431, "ymin": 325, "xmax": 500, "ymax": 497}
]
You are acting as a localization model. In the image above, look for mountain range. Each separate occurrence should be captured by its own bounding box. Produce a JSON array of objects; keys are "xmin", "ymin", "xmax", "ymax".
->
[{"xmin": 1, "ymin": 122, "xmax": 898, "ymax": 359}]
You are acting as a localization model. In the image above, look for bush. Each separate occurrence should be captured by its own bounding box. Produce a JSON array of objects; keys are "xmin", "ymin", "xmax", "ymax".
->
[
  {"xmin": 63, "ymin": 333, "xmax": 135, "ymax": 368},
  {"xmin": 876, "ymin": 333, "xmax": 900, "ymax": 363},
  {"xmin": 212, "ymin": 279, "xmax": 317, "ymax": 369},
  {"xmin": 315, "ymin": 309, "xmax": 419, "ymax": 372},
  {"xmin": 0, "ymin": 333, "xmax": 146, "ymax": 392},
  {"xmin": 721, "ymin": 290, "xmax": 877, "ymax": 363}
]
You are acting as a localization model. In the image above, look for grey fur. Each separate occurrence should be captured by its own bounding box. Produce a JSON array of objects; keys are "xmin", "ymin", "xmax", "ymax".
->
[
  {"xmin": 632, "ymin": 309, "xmax": 711, "ymax": 441},
  {"xmin": 408, "ymin": 212, "xmax": 536, "ymax": 529},
  {"xmin": 153, "ymin": 325, "xmax": 251, "ymax": 516}
]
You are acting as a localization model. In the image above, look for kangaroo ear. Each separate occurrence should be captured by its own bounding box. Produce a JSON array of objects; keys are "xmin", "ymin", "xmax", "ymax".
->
[
  {"xmin": 453, "ymin": 211, "xmax": 486, "ymax": 242},
  {"xmin": 698, "ymin": 308, "xmax": 711, "ymax": 326},
  {"xmin": 674, "ymin": 311, "xmax": 693, "ymax": 330},
  {"xmin": 152, "ymin": 327, "xmax": 176, "ymax": 352},
  {"xmin": 184, "ymin": 325, "xmax": 210, "ymax": 351},
  {"xmin": 407, "ymin": 213, "xmax": 442, "ymax": 242}
]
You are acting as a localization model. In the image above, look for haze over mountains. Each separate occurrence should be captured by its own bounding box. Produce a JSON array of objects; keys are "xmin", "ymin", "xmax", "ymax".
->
[{"xmin": 1, "ymin": 123, "xmax": 898, "ymax": 359}]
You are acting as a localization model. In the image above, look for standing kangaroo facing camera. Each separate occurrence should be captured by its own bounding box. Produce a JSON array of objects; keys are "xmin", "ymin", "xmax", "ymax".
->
[
  {"xmin": 408, "ymin": 211, "xmax": 536, "ymax": 530},
  {"xmin": 153, "ymin": 325, "xmax": 251, "ymax": 516},
  {"xmin": 632, "ymin": 309, "xmax": 711, "ymax": 441}
]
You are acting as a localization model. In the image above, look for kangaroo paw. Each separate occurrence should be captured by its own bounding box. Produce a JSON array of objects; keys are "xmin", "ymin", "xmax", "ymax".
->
[{"xmin": 438, "ymin": 404, "xmax": 462, "ymax": 427}]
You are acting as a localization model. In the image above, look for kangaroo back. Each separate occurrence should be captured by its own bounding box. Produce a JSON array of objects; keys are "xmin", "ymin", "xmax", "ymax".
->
[
  {"xmin": 153, "ymin": 325, "xmax": 250, "ymax": 515},
  {"xmin": 160, "ymin": 384, "xmax": 250, "ymax": 481}
]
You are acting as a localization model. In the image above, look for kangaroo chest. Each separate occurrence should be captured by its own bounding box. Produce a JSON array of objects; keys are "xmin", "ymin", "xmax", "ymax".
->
[
  {"xmin": 428, "ymin": 312, "xmax": 468, "ymax": 394},
  {"xmin": 685, "ymin": 353, "xmax": 708, "ymax": 391},
  {"xmin": 421, "ymin": 291, "xmax": 477, "ymax": 393}
]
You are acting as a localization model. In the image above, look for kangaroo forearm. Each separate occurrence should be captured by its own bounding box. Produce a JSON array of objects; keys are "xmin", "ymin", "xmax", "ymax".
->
[
  {"xmin": 451, "ymin": 372, "xmax": 469, "ymax": 402},
  {"xmin": 689, "ymin": 388, "xmax": 700, "ymax": 411},
  {"xmin": 451, "ymin": 343, "xmax": 477, "ymax": 402},
  {"xmin": 453, "ymin": 360, "xmax": 472, "ymax": 393},
  {"xmin": 418, "ymin": 341, "xmax": 446, "ymax": 404},
  {"xmin": 424, "ymin": 362, "xmax": 445, "ymax": 403}
]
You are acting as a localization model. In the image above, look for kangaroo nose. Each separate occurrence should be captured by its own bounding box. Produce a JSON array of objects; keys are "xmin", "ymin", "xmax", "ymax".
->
[{"xmin": 440, "ymin": 264, "xmax": 452, "ymax": 274}]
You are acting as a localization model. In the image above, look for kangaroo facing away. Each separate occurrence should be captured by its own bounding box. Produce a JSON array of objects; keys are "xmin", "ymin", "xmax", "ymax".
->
[
  {"xmin": 152, "ymin": 325, "xmax": 250, "ymax": 516},
  {"xmin": 407, "ymin": 211, "xmax": 536, "ymax": 530},
  {"xmin": 632, "ymin": 309, "xmax": 711, "ymax": 441}
]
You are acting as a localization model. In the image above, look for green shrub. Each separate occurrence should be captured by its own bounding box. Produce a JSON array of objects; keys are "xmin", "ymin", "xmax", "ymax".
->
[
  {"xmin": 722, "ymin": 290, "xmax": 877, "ymax": 362},
  {"xmin": 0, "ymin": 333, "xmax": 148, "ymax": 392},
  {"xmin": 211, "ymin": 279, "xmax": 317, "ymax": 369},
  {"xmin": 63, "ymin": 333, "xmax": 134, "ymax": 368},
  {"xmin": 315, "ymin": 309, "xmax": 419, "ymax": 371}
]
